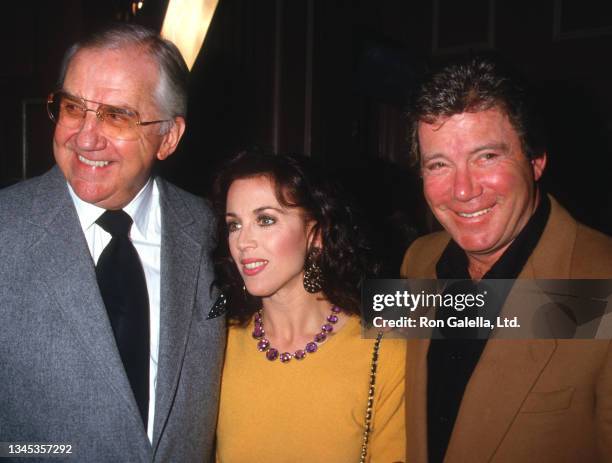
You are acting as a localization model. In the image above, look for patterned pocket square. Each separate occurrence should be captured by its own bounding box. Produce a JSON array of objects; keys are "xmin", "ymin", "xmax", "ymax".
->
[{"xmin": 206, "ymin": 293, "xmax": 227, "ymax": 319}]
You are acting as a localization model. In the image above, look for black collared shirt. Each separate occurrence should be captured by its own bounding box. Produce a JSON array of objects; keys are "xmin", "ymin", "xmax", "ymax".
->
[{"xmin": 427, "ymin": 194, "xmax": 551, "ymax": 463}]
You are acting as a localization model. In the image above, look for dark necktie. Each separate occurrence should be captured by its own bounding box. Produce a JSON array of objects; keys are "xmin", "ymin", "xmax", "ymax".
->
[{"xmin": 95, "ymin": 209, "xmax": 150, "ymax": 427}]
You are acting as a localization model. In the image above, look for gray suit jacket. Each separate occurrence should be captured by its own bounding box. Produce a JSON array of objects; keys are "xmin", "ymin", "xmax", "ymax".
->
[{"xmin": 0, "ymin": 166, "xmax": 225, "ymax": 462}]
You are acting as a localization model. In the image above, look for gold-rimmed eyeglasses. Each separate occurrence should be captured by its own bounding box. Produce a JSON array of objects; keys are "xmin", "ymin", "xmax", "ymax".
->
[{"xmin": 46, "ymin": 90, "xmax": 172, "ymax": 141}]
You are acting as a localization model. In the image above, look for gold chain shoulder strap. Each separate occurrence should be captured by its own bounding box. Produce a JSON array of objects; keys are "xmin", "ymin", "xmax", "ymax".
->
[{"xmin": 359, "ymin": 330, "xmax": 384, "ymax": 463}]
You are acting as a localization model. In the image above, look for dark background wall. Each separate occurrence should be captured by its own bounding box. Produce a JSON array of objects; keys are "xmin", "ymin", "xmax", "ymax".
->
[{"xmin": 2, "ymin": 0, "xmax": 611, "ymax": 274}]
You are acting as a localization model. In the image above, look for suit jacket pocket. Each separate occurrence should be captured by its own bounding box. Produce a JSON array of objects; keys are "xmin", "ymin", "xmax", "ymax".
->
[{"xmin": 520, "ymin": 386, "xmax": 575, "ymax": 413}]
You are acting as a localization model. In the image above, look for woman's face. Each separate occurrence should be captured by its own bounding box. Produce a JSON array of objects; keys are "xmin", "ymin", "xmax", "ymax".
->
[{"xmin": 225, "ymin": 175, "xmax": 317, "ymax": 298}]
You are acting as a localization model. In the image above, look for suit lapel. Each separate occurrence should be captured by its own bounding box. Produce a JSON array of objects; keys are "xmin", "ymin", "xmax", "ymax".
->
[
  {"xmin": 153, "ymin": 179, "xmax": 203, "ymax": 448},
  {"xmin": 405, "ymin": 324, "xmax": 556, "ymax": 463},
  {"xmin": 406, "ymin": 339, "xmax": 430, "ymax": 463},
  {"xmin": 444, "ymin": 339, "xmax": 556, "ymax": 461},
  {"xmin": 521, "ymin": 195, "xmax": 576, "ymax": 279},
  {"xmin": 28, "ymin": 168, "xmax": 145, "ymax": 430},
  {"xmin": 404, "ymin": 264, "xmax": 435, "ymax": 462},
  {"xmin": 444, "ymin": 196, "xmax": 574, "ymax": 461}
]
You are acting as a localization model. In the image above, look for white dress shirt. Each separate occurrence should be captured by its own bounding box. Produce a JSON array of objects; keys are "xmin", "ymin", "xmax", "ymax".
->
[{"xmin": 68, "ymin": 180, "xmax": 161, "ymax": 443}]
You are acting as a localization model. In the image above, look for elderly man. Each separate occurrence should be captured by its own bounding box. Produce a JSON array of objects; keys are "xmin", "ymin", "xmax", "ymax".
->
[
  {"xmin": 401, "ymin": 57, "xmax": 612, "ymax": 463},
  {"xmin": 0, "ymin": 24, "xmax": 224, "ymax": 462}
]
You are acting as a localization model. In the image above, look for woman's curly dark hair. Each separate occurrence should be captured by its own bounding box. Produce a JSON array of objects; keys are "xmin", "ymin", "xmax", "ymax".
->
[{"xmin": 212, "ymin": 150, "xmax": 378, "ymax": 325}]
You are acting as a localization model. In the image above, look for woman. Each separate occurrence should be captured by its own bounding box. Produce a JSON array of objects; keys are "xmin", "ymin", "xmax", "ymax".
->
[{"xmin": 213, "ymin": 151, "xmax": 406, "ymax": 462}]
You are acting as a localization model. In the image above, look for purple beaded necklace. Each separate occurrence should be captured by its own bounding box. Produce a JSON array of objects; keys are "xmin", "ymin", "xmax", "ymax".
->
[{"xmin": 252, "ymin": 305, "xmax": 342, "ymax": 363}]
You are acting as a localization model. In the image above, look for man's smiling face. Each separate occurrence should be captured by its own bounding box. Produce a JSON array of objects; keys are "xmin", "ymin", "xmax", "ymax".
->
[
  {"xmin": 419, "ymin": 106, "xmax": 546, "ymax": 264},
  {"xmin": 53, "ymin": 46, "xmax": 179, "ymax": 209}
]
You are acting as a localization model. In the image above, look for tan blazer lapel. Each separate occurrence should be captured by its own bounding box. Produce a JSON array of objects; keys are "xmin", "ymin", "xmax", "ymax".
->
[
  {"xmin": 404, "ymin": 195, "xmax": 581, "ymax": 462},
  {"xmin": 445, "ymin": 196, "xmax": 574, "ymax": 460},
  {"xmin": 403, "ymin": 247, "xmax": 440, "ymax": 463},
  {"xmin": 443, "ymin": 339, "xmax": 556, "ymax": 461},
  {"xmin": 522, "ymin": 195, "xmax": 576, "ymax": 279},
  {"xmin": 406, "ymin": 338, "xmax": 431, "ymax": 463}
]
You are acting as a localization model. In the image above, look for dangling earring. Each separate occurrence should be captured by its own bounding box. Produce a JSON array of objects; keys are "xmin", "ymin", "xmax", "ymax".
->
[{"xmin": 303, "ymin": 248, "xmax": 323, "ymax": 293}]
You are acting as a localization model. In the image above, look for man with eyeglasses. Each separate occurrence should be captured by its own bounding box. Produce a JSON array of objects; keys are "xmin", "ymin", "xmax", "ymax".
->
[{"xmin": 0, "ymin": 24, "xmax": 224, "ymax": 462}]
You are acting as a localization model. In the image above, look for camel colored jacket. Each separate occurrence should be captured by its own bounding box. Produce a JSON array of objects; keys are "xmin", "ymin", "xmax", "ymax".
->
[{"xmin": 400, "ymin": 196, "xmax": 612, "ymax": 463}]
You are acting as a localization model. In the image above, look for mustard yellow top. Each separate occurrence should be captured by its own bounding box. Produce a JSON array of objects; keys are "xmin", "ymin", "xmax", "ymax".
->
[{"xmin": 216, "ymin": 315, "xmax": 406, "ymax": 463}]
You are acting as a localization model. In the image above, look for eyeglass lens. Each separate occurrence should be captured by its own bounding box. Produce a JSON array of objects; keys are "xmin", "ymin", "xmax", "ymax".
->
[{"xmin": 47, "ymin": 92, "xmax": 141, "ymax": 141}]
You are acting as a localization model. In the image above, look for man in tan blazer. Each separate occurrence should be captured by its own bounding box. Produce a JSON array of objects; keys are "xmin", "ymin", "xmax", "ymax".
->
[{"xmin": 401, "ymin": 56, "xmax": 612, "ymax": 462}]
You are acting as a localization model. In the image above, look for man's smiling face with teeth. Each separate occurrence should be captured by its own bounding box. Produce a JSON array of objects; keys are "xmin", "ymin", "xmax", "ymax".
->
[
  {"xmin": 418, "ymin": 106, "xmax": 546, "ymax": 263},
  {"xmin": 53, "ymin": 46, "xmax": 183, "ymax": 209},
  {"xmin": 77, "ymin": 156, "xmax": 109, "ymax": 168}
]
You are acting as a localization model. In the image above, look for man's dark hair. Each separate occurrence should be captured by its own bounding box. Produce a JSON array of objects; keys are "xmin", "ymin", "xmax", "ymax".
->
[{"xmin": 408, "ymin": 56, "xmax": 547, "ymax": 165}]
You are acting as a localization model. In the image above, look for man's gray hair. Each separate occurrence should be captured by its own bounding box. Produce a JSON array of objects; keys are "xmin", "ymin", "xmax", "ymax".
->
[{"xmin": 58, "ymin": 23, "xmax": 189, "ymax": 131}]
